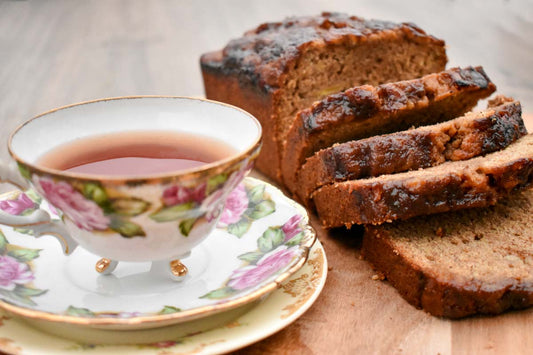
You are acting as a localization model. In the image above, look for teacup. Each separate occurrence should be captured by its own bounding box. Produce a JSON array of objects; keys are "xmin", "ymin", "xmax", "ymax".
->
[{"xmin": 0, "ymin": 97, "xmax": 262, "ymax": 280}]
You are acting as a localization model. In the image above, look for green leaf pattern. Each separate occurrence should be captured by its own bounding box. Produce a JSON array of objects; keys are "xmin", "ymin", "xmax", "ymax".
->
[
  {"xmin": 0, "ymin": 231, "xmax": 7, "ymax": 253},
  {"xmin": 179, "ymin": 218, "xmax": 197, "ymax": 237},
  {"xmin": 206, "ymin": 173, "xmax": 228, "ymax": 194},
  {"xmin": 149, "ymin": 202, "xmax": 195, "ymax": 222},
  {"xmin": 7, "ymin": 248, "xmax": 41, "ymax": 262},
  {"xmin": 227, "ymin": 219, "xmax": 251, "ymax": 238},
  {"xmin": 110, "ymin": 198, "xmax": 150, "ymax": 216},
  {"xmin": 66, "ymin": 305, "xmax": 96, "ymax": 317},
  {"xmin": 158, "ymin": 305, "xmax": 181, "ymax": 314},
  {"xmin": 62, "ymin": 305, "xmax": 183, "ymax": 318},
  {"xmin": 257, "ymin": 227, "xmax": 284, "ymax": 252},
  {"xmin": 109, "ymin": 216, "xmax": 146, "ymax": 238},
  {"xmin": 17, "ymin": 163, "xmax": 31, "ymax": 180},
  {"xmin": 201, "ymin": 213, "xmax": 305, "ymax": 300}
]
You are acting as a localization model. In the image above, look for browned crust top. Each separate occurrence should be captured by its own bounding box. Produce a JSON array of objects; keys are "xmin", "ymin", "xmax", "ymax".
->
[
  {"xmin": 296, "ymin": 98, "xmax": 525, "ymax": 205},
  {"xmin": 282, "ymin": 66, "xmax": 496, "ymax": 194},
  {"xmin": 200, "ymin": 12, "xmax": 445, "ymax": 92},
  {"xmin": 299, "ymin": 66, "xmax": 495, "ymax": 134},
  {"xmin": 313, "ymin": 134, "xmax": 533, "ymax": 227}
]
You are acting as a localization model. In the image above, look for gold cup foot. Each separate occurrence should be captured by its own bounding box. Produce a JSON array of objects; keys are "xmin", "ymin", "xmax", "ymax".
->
[
  {"xmin": 170, "ymin": 259, "xmax": 188, "ymax": 278},
  {"xmin": 95, "ymin": 258, "xmax": 118, "ymax": 275}
]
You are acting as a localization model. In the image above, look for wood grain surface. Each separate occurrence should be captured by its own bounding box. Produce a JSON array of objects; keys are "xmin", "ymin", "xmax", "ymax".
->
[{"xmin": 0, "ymin": 1, "xmax": 532, "ymax": 354}]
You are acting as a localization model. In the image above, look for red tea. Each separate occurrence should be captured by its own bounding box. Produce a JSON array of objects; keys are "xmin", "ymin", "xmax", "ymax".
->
[{"xmin": 37, "ymin": 131, "xmax": 236, "ymax": 177}]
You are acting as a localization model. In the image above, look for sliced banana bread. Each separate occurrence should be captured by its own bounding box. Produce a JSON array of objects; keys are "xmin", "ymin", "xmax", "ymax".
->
[
  {"xmin": 362, "ymin": 188, "xmax": 533, "ymax": 318},
  {"xmin": 313, "ymin": 134, "xmax": 533, "ymax": 227},
  {"xmin": 296, "ymin": 96, "xmax": 525, "ymax": 207},
  {"xmin": 282, "ymin": 66, "xmax": 497, "ymax": 193},
  {"xmin": 201, "ymin": 12, "xmax": 447, "ymax": 183}
]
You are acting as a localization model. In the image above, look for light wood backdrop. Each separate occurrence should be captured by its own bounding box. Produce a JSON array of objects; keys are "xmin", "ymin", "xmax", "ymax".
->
[{"xmin": 0, "ymin": 0, "xmax": 532, "ymax": 354}]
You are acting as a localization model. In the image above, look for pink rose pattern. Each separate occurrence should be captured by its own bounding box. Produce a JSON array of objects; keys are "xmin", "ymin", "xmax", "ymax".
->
[
  {"xmin": 282, "ymin": 214, "xmax": 303, "ymax": 241},
  {"xmin": 202, "ymin": 213, "xmax": 306, "ymax": 299},
  {"xmin": 162, "ymin": 165, "xmax": 249, "ymax": 209},
  {"xmin": 204, "ymin": 167, "xmax": 251, "ymax": 223},
  {"xmin": 0, "ymin": 233, "xmax": 46, "ymax": 305},
  {"xmin": 217, "ymin": 180, "xmax": 276, "ymax": 238},
  {"xmin": 33, "ymin": 176, "xmax": 110, "ymax": 231},
  {"xmin": 154, "ymin": 166, "xmax": 250, "ymax": 231},
  {"xmin": 0, "ymin": 193, "xmax": 35, "ymax": 215},
  {"xmin": 0, "ymin": 254, "xmax": 34, "ymax": 290},
  {"xmin": 217, "ymin": 184, "xmax": 249, "ymax": 227},
  {"xmin": 228, "ymin": 245, "xmax": 300, "ymax": 290},
  {"xmin": 162, "ymin": 184, "xmax": 206, "ymax": 207},
  {"xmin": 201, "ymin": 187, "xmax": 226, "ymax": 222}
]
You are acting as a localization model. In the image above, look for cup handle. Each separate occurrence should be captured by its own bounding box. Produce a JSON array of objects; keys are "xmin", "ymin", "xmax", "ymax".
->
[{"xmin": 0, "ymin": 160, "xmax": 78, "ymax": 255}]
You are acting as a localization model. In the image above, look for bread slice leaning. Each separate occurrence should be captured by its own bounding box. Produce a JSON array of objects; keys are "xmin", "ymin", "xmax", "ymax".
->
[
  {"xmin": 313, "ymin": 134, "xmax": 533, "ymax": 227},
  {"xmin": 296, "ymin": 96, "xmax": 526, "ymax": 207},
  {"xmin": 362, "ymin": 188, "xmax": 533, "ymax": 318},
  {"xmin": 282, "ymin": 66, "xmax": 497, "ymax": 193}
]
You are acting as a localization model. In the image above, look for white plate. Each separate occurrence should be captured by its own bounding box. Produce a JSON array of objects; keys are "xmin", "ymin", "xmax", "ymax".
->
[
  {"xmin": 0, "ymin": 177, "xmax": 316, "ymax": 330},
  {"xmin": 0, "ymin": 240, "xmax": 327, "ymax": 353}
]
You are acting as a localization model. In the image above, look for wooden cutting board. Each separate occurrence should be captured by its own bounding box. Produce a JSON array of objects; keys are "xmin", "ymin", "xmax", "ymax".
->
[{"xmin": 237, "ymin": 115, "xmax": 533, "ymax": 354}]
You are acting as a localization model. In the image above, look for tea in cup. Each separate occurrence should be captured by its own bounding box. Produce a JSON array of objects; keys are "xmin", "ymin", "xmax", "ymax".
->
[{"xmin": 0, "ymin": 97, "xmax": 262, "ymax": 280}]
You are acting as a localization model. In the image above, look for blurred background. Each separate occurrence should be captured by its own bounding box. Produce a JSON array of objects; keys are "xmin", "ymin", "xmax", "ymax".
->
[
  {"xmin": 1, "ymin": 1, "xmax": 532, "ymax": 352},
  {"xmin": 0, "ymin": 0, "xmax": 532, "ymax": 160}
]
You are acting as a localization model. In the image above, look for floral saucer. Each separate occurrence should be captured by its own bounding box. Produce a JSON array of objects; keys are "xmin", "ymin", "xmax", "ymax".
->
[
  {"xmin": 0, "ymin": 177, "xmax": 316, "ymax": 332},
  {"xmin": 0, "ymin": 241, "xmax": 326, "ymax": 353}
]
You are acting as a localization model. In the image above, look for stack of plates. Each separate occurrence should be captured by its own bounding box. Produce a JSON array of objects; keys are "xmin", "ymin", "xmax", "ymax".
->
[{"xmin": 0, "ymin": 178, "xmax": 327, "ymax": 354}]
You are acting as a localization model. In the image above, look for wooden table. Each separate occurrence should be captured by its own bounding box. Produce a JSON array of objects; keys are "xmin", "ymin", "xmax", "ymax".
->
[{"xmin": 1, "ymin": 1, "xmax": 532, "ymax": 354}]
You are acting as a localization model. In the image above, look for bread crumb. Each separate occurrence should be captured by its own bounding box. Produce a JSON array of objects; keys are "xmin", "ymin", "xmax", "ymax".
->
[
  {"xmin": 350, "ymin": 302, "xmax": 355, "ymax": 307},
  {"xmin": 435, "ymin": 227, "xmax": 445, "ymax": 237},
  {"xmin": 372, "ymin": 273, "xmax": 385, "ymax": 281},
  {"xmin": 328, "ymin": 266, "xmax": 333, "ymax": 271}
]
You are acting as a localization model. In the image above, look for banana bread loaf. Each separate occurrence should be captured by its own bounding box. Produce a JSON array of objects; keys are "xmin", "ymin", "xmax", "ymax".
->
[
  {"xmin": 313, "ymin": 134, "xmax": 533, "ymax": 227},
  {"xmin": 362, "ymin": 188, "xmax": 533, "ymax": 318},
  {"xmin": 282, "ymin": 66, "xmax": 497, "ymax": 193},
  {"xmin": 296, "ymin": 96, "xmax": 525, "ymax": 207},
  {"xmin": 201, "ymin": 12, "xmax": 447, "ymax": 183}
]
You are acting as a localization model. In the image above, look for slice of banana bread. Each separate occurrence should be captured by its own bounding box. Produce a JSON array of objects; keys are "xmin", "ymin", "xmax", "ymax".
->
[
  {"xmin": 296, "ymin": 96, "xmax": 525, "ymax": 207},
  {"xmin": 282, "ymin": 66, "xmax": 497, "ymax": 193},
  {"xmin": 362, "ymin": 188, "xmax": 533, "ymax": 318},
  {"xmin": 313, "ymin": 134, "xmax": 533, "ymax": 227},
  {"xmin": 201, "ymin": 12, "xmax": 447, "ymax": 183}
]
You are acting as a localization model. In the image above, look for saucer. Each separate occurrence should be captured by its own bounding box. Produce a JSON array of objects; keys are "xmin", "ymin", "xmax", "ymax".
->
[
  {"xmin": 0, "ymin": 177, "xmax": 317, "ymax": 331},
  {"xmin": 0, "ymin": 240, "xmax": 327, "ymax": 353}
]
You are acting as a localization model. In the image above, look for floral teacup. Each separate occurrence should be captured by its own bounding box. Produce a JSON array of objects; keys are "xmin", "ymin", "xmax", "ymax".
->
[{"xmin": 0, "ymin": 97, "xmax": 261, "ymax": 280}]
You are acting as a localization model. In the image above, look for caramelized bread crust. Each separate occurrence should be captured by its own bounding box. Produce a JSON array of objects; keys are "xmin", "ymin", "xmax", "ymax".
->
[
  {"xmin": 201, "ymin": 12, "xmax": 447, "ymax": 182},
  {"xmin": 313, "ymin": 134, "xmax": 533, "ymax": 227},
  {"xmin": 296, "ymin": 96, "xmax": 525, "ymax": 207},
  {"xmin": 282, "ymin": 66, "xmax": 497, "ymax": 193},
  {"xmin": 362, "ymin": 189, "xmax": 533, "ymax": 318},
  {"xmin": 201, "ymin": 12, "xmax": 445, "ymax": 92}
]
